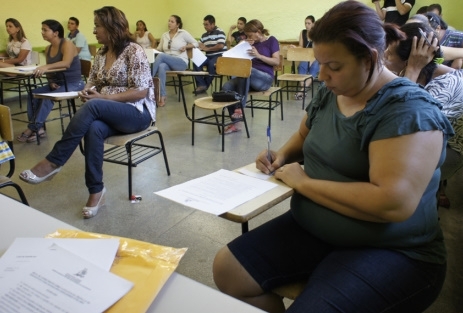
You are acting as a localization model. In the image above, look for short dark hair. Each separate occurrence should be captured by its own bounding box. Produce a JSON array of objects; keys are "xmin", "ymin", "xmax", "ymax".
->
[
  {"xmin": 427, "ymin": 4, "xmax": 443, "ymax": 15},
  {"xmin": 42, "ymin": 19, "xmax": 64, "ymax": 38},
  {"xmin": 69, "ymin": 17, "xmax": 79, "ymax": 26},
  {"xmin": 416, "ymin": 6, "xmax": 428, "ymax": 14},
  {"xmin": 238, "ymin": 17, "xmax": 246, "ymax": 24},
  {"xmin": 305, "ymin": 15, "xmax": 315, "ymax": 23},
  {"xmin": 204, "ymin": 15, "xmax": 215, "ymax": 24},
  {"xmin": 310, "ymin": 1, "xmax": 385, "ymax": 82}
]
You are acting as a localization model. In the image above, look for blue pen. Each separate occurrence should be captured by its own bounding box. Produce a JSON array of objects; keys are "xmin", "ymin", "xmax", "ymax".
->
[{"xmin": 267, "ymin": 126, "xmax": 271, "ymax": 162}]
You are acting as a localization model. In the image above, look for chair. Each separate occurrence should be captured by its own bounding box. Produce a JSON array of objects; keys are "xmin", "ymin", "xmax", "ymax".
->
[
  {"xmin": 102, "ymin": 77, "xmax": 171, "ymax": 199},
  {"xmin": 88, "ymin": 44, "xmax": 97, "ymax": 59},
  {"xmin": 80, "ymin": 59, "xmax": 91, "ymax": 83},
  {"xmin": 246, "ymin": 55, "xmax": 284, "ymax": 127},
  {"xmin": 0, "ymin": 104, "xmax": 29, "ymax": 205},
  {"xmin": 0, "ymin": 51, "xmax": 43, "ymax": 109},
  {"xmin": 165, "ymin": 48, "xmax": 194, "ymax": 102},
  {"xmin": 33, "ymin": 81, "xmax": 78, "ymax": 138},
  {"xmin": 277, "ymin": 47, "xmax": 315, "ymax": 109},
  {"xmin": 189, "ymin": 57, "xmax": 252, "ymax": 152}
]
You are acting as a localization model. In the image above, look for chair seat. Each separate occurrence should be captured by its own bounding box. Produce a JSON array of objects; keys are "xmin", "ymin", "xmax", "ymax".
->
[
  {"xmin": 277, "ymin": 73, "xmax": 312, "ymax": 82},
  {"xmin": 104, "ymin": 126, "xmax": 158, "ymax": 146},
  {"xmin": 272, "ymin": 281, "xmax": 306, "ymax": 300},
  {"xmin": 194, "ymin": 97, "xmax": 240, "ymax": 110},
  {"xmin": 247, "ymin": 86, "xmax": 281, "ymax": 97}
]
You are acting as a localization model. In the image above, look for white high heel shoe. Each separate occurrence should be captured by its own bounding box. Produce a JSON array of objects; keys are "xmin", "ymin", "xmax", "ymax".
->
[
  {"xmin": 19, "ymin": 167, "xmax": 61, "ymax": 184},
  {"xmin": 82, "ymin": 188, "xmax": 107, "ymax": 219}
]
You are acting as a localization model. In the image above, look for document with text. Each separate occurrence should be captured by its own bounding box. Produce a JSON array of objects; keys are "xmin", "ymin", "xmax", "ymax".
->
[
  {"xmin": 155, "ymin": 169, "xmax": 278, "ymax": 215},
  {"xmin": 0, "ymin": 243, "xmax": 132, "ymax": 313}
]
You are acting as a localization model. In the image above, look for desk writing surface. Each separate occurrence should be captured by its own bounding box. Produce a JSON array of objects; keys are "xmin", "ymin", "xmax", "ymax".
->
[{"xmin": 220, "ymin": 163, "xmax": 294, "ymax": 223}]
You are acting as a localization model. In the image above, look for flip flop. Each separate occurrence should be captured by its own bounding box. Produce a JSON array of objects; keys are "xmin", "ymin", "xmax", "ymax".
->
[
  {"xmin": 231, "ymin": 109, "xmax": 243, "ymax": 119},
  {"xmin": 224, "ymin": 124, "xmax": 241, "ymax": 134}
]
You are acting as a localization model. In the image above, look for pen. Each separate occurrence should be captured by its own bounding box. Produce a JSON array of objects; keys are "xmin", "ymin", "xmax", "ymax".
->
[
  {"xmin": 267, "ymin": 126, "xmax": 271, "ymax": 162},
  {"xmin": 418, "ymin": 28, "xmax": 433, "ymax": 47}
]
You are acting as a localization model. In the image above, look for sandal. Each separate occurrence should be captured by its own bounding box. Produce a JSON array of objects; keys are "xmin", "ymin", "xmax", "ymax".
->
[
  {"xmin": 16, "ymin": 132, "xmax": 31, "ymax": 142},
  {"xmin": 82, "ymin": 187, "xmax": 107, "ymax": 219},
  {"xmin": 25, "ymin": 130, "xmax": 47, "ymax": 143},
  {"xmin": 157, "ymin": 96, "xmax": 166, "ymax": 107},
  {"xmin": 194, "ymin": 86, "xmax": 207, "ymax": 95},
  {"xmin": 294, "ymin": 91, "xmax": 307, "ymax": 100},
  {"xmin": 224, "ymin": 124, "xmax": 241, "ymax": 134},
  {"xmin": 231, "ymin": 109, "xmax": 243, "ymax": 119}
]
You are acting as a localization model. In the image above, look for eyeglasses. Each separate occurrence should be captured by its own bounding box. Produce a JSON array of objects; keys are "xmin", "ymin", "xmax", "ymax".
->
[{"xmin": 168, "ymin": 40, "xmax": 172, "ymax": 49}]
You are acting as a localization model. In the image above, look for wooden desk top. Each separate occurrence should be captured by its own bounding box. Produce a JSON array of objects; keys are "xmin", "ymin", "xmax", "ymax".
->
[
  {"xmin": 220, "ymin": 163, "xmax": 294, "ymax": 223},
  {"xmin": 0, "ymin": 65, "xmax": 66, "ymax": 76}
]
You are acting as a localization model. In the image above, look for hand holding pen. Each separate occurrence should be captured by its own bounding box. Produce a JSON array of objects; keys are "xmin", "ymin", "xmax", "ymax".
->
[
  {"xmin": 78, "ymin": 86, "xmax": 97, "ymax": 102},
  {"xmin": 405, "ymin": 28, "xmax": 440, "ymax": 77}
]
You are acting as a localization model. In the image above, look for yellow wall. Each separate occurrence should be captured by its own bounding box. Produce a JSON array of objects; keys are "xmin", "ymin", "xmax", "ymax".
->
[{"xmin": 0, "ymin": 0, "xmax": 461, "ymax": 50}]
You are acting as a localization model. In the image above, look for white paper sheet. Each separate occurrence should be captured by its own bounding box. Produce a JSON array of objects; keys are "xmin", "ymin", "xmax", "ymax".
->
[
  {"xmin": 222, "ymin": 41, "xmax": 255, "ymax": 60},
  {"xmin": 15, "ymin": 66, "xmax": 37, "ymax": 72},
  {"xmin": 35, "ymin": 91, "xmax": 79, "ymax": 98},
  {"xmin": 0, "ymin": 238, "xmax": 120, "ymax": 281},
  {"xmin": 192, "ymin": 48, "xmax": 207, "ymax": 67},
  {"xmin": 155, "ymin": 169, "xmax": 277, "ymax": 215},
  {"xmin": 237, "ymin": 167, "xmax": 273, "ymax": 180},
  {"xmin": 144, "ymin": 48, "xmax": 156, "ymax": 63},
  {"xmin": 0, "ymin": 244, "xmax": 132, "ymax": 313}
]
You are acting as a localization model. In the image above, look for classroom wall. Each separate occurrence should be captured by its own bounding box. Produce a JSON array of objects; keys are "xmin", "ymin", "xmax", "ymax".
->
[{"xmin": 0, "ymin": 0, "xmax": 460, "ymax": 51}]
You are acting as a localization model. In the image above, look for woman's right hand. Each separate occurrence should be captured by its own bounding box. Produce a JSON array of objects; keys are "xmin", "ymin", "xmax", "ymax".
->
[
  {"xmin": 256, "ymin": 149, "xmax": 284, "ymax": 175},
  {"xmin": 78, "ymin": 86, "xmax": 98, "ymax": 103}
]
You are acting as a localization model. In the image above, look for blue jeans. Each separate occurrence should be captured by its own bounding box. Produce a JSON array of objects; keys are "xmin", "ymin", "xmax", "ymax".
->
[
  {"xmin": 152, "ymin": 54, "xmax": 188, "ymax": 97},
  {"xmin": 222, "ymin": 68, "xmax": 273, "ymax": 116},
  {"xmin": 46, "ymin": 99, "xmax": 152, "ymax": 194},
  {"xmin": 193, "ymin": 54, "xmax": 221, "ymax": 88},
  {"xmin": 27, "ymin": 80, "xmax": 85, "ymax": 131},
  {"xmin": 298, "ymin": 60, "xmax": 319, "ymax": 77},
  {"xmin": 228, "ymin": 210, "xmax": 446, "ymax": 313}
]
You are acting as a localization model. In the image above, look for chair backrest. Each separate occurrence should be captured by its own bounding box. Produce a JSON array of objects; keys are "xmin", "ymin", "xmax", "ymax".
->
[
  {"xmin": 153, "ymin": 77, "xmax": 160, "ymax": 104},
  {"xmin": 216, "ymin": 57, "xmax": 252, "ymax": 78},
  {"xmin": 274, "ymin": 55, "xmax": 284, "ymax": 72},
  {"xmin": 286, "ymin": 47, "xmax": 315, "ymax": 63},
  {"xmin": 0, "ymin": 104, "xmax": 15, "ymax": 178},
  {"xmin": 0, "ymin": 104, "xmax": 14, "ymax": 142},
  {"xmin": 80, "ymin": 59, "xmax": 92, "ymax": 80},
  {"xmin": 31, "ymin": 51, "xmax": 40, "ymax": 66},
  {"xmin": 88, "ymin": 45, "xmax": 97, "ymax": 58}
]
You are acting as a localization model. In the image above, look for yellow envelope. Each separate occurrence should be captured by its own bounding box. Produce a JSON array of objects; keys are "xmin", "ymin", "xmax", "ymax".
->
[{"xmin": 47, "ymin": 229, "xmax": 187, "ymax": 313}]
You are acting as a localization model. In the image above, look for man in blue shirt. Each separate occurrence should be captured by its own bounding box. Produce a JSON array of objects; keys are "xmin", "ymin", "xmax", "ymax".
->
[
  {"xmin": 193, "ymin": 15, "xmax": 227, "ymax": 94},
  {"xmin": 67, "ymin": 17, "xmax": 91, "ymax": 61}
]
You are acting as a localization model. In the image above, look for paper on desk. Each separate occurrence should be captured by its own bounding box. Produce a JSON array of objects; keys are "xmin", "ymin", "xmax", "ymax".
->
[
  {"xmin": 155, "ymin": 169, "xmax": 278, "ymax": 215},
  {"xmin": 15, "ymin": 66, "xmax": 37, "ymax": 72},
  {"xmin": 237, "ymin": 167, "xmax": 273, "ymax": 180},
  {"xmin": 192, "ymin": 48, "xmax": 207, "ymax": 67},
  {"xmin": 0, "ymin": 238, "xmax": 119, "ymax": 281},
  {"xmin": 222, "ymin": 40, "xmax": 255, "ymax": 60},
  {"xmin": 47, "ymin": 229, "xmax": 187, "ymax": 313},
  {"xmin": 0, "ymin": 244, "xmax": 133, "ymax": 313},
  {"xmin": 35, "ymin": 91, "xmax": 80, "ymax": 98}
]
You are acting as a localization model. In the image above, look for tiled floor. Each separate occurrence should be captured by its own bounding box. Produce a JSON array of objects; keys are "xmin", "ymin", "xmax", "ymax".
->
[{"xmin": 1, "ymin": 82, "xmax": 462, "ymax": 312}]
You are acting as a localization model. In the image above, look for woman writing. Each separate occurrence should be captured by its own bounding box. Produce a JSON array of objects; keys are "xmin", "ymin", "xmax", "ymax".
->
[
  {"xmin": 0, "ymin": 18, "xmax": 32, "ymax": 68},
  {"xmin": 385, "ymin": 22, "xmax": 463, "ymax": 208},
  {"xmin": 293, "ymin": 15, "xmax": 319, "ymax": 100},
  {"xmin": 213, "ymin": 2, "xmax": 451, "ymax": 312},
  {"xmin": 133, "ymin": 20, "xmax": 157, "ymax": 49},
  {"xmin": 152, "ymin": 15, "xmax": 198, "ymax": 106},
  {"xmin": 19, "ymin": 6, "xmax": 156, "ymax": 219},
  {"xmin": 221, "ymin": 19, "xmax": 279, "ymax": 134},
  {"xmin": 16, "ymin": 20, "xmax": 84, "ymax": 143}
]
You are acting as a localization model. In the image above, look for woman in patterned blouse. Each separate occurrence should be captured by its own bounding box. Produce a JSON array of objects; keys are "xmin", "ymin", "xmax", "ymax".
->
[{"xmin": 19, "ymin": 6, "xmax": 156, "ymax": 218}]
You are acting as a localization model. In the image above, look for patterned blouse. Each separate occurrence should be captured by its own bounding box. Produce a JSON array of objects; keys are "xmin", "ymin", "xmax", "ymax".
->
[
  {"xmin": 426, "ymin": 69, "xmax": 463, "ymax": 155},
  {"xmin": 89, "ymin": 42, "xmax": 156, "ymax": 121}
]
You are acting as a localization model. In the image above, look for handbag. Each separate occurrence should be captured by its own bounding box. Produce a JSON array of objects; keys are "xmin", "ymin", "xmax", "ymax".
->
[{"xmin": 212, "ymin": 90, "xmax": 243, "ymax": 102}]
